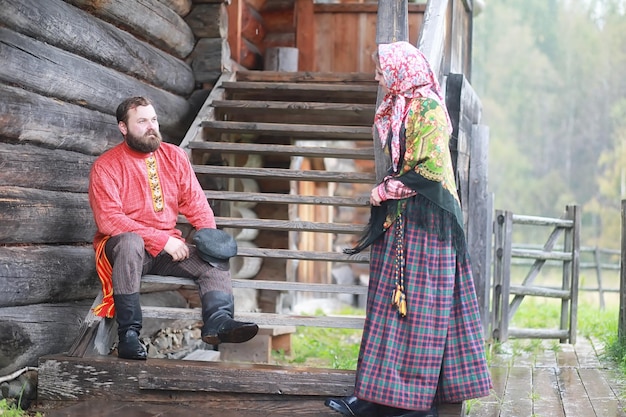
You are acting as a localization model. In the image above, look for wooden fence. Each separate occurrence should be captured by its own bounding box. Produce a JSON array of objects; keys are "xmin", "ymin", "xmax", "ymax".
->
[
  {"xmin": 492, "ymin": 205, "xmax": 580, "ymax": 343},
  {"xmin": 511, "ymin": 245, "xmax": 620, "ymax": 310}
]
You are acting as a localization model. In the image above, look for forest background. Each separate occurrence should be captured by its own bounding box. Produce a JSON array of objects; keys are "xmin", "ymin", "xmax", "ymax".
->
[{"xmin": 472, "ymin": 0, "xmax": 626, "ymax": 250}]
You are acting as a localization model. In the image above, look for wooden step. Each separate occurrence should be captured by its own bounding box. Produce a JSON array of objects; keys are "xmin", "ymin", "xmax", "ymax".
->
[
  {"xmin": 204, "ymin": 190, "xmax": 370, "ymax": 207},
  {"xmin": 221, "ymin": 81, "xmax": 378, "ymax": 103},
  {"xmin": 211, "ymin": 100, "xmax": 375, "ymax": 126},
  {"xmin": 236, "ymin": 247, "xmax": 369, "ymax": 263},
  {"xmin": 142, "ymin": 307, "xmax": 365, "ymax": 329},
  {"xmin": 213, "ymin": 217, "xmax": 366, "ymax": 234},
  {"xmin": 188, "ymin": 141, "xmax": 375, "ymax": 159},
  {"xmin": 193, "ymin": 164, "xmax": 376, "ymax": 183},
  {"xmin": 142, "ymin": 275, "xmax": 368, "ymax": 295},
  {"xmin": 201, "ymin": 120, "xmax": 373, "ymax": 140},
  {"xmin": 235, "ymin": 70, "xmax": 377, "ymax": 84},
  {"xmin": 38, "ymin": 354, "xmax": 356, "ymax": 403}
]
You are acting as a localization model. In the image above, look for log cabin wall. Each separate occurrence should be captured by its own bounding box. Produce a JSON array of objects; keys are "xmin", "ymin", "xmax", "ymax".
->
[{"xmin": 0, "ymin": 0, "xmax": 231, "ymax": 376}]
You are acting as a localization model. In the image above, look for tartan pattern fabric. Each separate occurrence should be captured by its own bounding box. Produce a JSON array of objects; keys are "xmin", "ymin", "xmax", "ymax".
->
[{"xmin": 354, "ymin": 210, "xmax": 492, "ymax": 410}]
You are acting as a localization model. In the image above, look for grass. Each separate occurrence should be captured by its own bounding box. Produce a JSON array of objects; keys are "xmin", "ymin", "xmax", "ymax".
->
[
  {"xmin": 0, "ymin": 399, "xmax": 42, "ymax": 417},
  {"xmin": 273, "ymin": 296, "xmax": 623, "ymax": 372},
  {"xmin": 272, "ymin": 306, "xmax": 363, "ymax": 370}
]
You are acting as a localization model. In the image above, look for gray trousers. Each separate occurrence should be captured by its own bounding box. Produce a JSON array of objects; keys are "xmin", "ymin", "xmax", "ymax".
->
[{"xmin": 105, "ymin": 232, "xmax": 231, "ymax": 296}]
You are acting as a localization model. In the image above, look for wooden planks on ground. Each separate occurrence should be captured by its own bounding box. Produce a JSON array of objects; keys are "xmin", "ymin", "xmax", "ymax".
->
[
  {"xmin": 37, "ymin": 353, "xmax": 463, "ymax": 416},
  {"xmin": 467, "ymin": 339, "xmax": 626, "ymax": 417}
]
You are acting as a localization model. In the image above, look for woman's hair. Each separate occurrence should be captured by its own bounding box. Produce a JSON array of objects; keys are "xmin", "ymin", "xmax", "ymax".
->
[{"xmin": 116, "ymin": 96, "xmax": 153, "ymax": 124}]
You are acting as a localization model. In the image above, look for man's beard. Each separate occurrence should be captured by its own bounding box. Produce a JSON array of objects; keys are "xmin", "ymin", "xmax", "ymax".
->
[{"xmin": 126, "ymin": 129, "xmax": 162, "ymax": 153}]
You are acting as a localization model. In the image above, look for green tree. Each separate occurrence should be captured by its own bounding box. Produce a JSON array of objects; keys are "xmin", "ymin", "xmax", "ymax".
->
[{"xmin": 473, "ymin": 0, "xmax": 626, "ymax": 244}]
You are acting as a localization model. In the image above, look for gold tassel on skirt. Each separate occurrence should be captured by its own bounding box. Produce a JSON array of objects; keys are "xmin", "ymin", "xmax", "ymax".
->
[{"xmin": 391, "ymin": 213, "xmax": 407, "ymax": 317}]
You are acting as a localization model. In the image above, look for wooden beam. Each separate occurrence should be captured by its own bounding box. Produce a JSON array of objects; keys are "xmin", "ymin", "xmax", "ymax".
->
[
  {"xmin": 65, "ymin": 0, "xmax": 195, "ymax": 59},
  {"xmin": 0, "ymin": 28, "xmax": 191, "ymax": 133},
  {"xmin": 228, "ymin": 0, "xmax": 243, "ymax": 64},
  {"xmin": 295, "ymin": 0, "xmax": 315, "ymax": 71},
  {"xmin": 0, "ymin": 186, "xmax": 95, "ymax": 244},
  {"xmin": 376, "ymin": 0, "xmax": 409, "ymax": 44},
  {"xmin": 0, "ymin": 143, "xmax": 94, "ymax": 193},
  {"xmin": 417, "ymin": 0, "xmax": 449, "ymax": 76},
  {"xmin": 0, "ymin": 0, "xmax": 195, "ymax": 96},
  {"xmin": 185, "ymin": 3, "xmax": 228, "ymax": 38},
  {"xmin": 0, "ymin": 84, "xmax": 119, "ymax": 155}
]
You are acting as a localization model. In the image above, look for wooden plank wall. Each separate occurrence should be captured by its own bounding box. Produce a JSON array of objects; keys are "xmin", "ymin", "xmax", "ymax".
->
[
  {"xmin": 0, "ymin": 0, "xmax": 230, "ymax": 376},
  {"xmin": 296, "ymin": 2, "xmax": 426, "ymax": 73}
]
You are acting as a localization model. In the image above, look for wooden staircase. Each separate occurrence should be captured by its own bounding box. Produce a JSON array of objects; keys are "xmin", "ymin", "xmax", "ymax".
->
[{"xmin": 177, "ymin": 69, "xmax": 379, "ymax": 324}]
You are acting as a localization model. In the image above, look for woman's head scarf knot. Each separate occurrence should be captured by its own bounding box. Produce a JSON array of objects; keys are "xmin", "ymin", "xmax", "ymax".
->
[{"xmin": 374, "ymin": 41, "xmax": 452, "ymax": 171}]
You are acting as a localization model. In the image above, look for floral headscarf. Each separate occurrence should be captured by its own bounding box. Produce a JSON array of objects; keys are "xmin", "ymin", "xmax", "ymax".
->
[{"xmin": 374, "ymin": 41, "xmax": 452, "ymax": 171}]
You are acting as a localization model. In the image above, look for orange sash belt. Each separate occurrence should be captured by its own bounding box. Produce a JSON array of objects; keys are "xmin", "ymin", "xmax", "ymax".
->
[{"xmin": 93, "ymin": 236, "xmax": 115, "ymax": 318}]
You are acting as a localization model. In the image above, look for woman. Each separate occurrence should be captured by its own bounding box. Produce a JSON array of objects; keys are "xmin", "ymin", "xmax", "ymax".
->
[{"xmin": 325, "ymin": 41, "xmax": 492, "ymax": 417}]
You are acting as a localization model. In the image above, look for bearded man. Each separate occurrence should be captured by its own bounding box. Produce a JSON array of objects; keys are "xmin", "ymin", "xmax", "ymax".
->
[{"xmin": 88, "ymin": 96, "xmax": 258, "ymax": 360}]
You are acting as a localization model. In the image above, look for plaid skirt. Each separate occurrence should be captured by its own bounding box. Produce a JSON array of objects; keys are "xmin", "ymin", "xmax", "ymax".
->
[{"xmin": 353, "ymin": 210, "xmax": 492, "ymax": 410}]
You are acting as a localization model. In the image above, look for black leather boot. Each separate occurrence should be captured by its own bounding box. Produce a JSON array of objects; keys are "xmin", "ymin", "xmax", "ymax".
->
[
  {"xmin": 325, "ymin": 395, "xmax": 380, "ymax": 417},
  {"xmin": 113, "ymin": 293, "xmax": 147, "ymax": 360},
  {"xmin": 200, "ymin": 291, "xmax": 259, "ymax": 345}
]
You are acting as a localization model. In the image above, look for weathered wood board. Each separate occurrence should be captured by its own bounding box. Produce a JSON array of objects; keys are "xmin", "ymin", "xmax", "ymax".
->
[
  {"xmin": 0, "ymin": 143, "xmax": 94, "ymax": 193},
  {"xmin": 0, "ymin": 301, "xmax": 93, "ymax": 375},
  {"xmin": 37, "ymin": 354, "xmax": 463, "ymax": 416},
  {"xmin": 65, "ymin": 0, "xmax": 195, "ymax": 59},
  {"xmin": 0, "ymin": 245, "xmax": 99, "ymax": 307},
  {"xmin": 0, "ymin": 83, "xmax": 119, "ymax": 155},
  {"xmin": 0, "ymin": 27, "xmax": 192, "ymax": 136},
  {"xmin": 0, "ymin": 0, "xmax": 195, "ymax": 96},
  {"xmin": 0, "ymin": 186, "xmax": 95, "ymax": 244}
]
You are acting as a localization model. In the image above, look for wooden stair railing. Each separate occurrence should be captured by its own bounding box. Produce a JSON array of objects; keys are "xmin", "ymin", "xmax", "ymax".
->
[{"xmin": 69, "ymin": 70, "xmax": 378, "ymax": 358}]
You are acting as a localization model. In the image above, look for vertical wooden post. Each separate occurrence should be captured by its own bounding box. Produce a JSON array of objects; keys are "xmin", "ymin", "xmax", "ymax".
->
[
  {"xmin": 492, "ymin": 210, "xmax": 512, "ymax": 342},
  {"xmin": 468, "ymin": 124, "xmax": 492, "ymax": 337},
  {"xmin": 227, "ymin": 0, "xmax": 242, "ymax": 65},
  {"xmin": 593, "ymin": 247, "xmax": 606, "ymax": 310},
  {"xmin": 295, "ymin": 0, "xmax": 315, "ymax": 72},
  {"xmin": 618, "ymin": 200, "xmax": 626, "ymax": 341},
  {"xmin": 563, "ymin": 204, "xmax": 580, "ymax": 344},
  {"xmin": 372, "ymin": 0, "xmax": 409, "ymax": 182}
]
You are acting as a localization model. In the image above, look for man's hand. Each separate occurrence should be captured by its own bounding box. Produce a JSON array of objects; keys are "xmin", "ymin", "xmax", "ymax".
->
[{"xmin": 163, "ymin": 237, "xmax": 189, "ymax": 261}]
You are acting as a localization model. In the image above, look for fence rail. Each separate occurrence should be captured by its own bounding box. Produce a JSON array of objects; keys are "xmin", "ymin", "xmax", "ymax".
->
[{"xmin": 510, "ymin": 245, "xmax": 620, "ymax": 309}]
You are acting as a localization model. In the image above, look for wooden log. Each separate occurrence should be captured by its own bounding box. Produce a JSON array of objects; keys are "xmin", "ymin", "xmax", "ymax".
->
[
  {"xmin": 0, "ymin": 0, "xmax": 195, "ymax": 96},
  {"xmin": 241, "ymin": 2, "xmax": 267, "ymax": 48},
  {"xmin": 65, "ymin": 0, "xmax": 195, "ymax": 59},
  {"xmin": 0, "ymin": 300, "xmax": 93, "ymax": 376},
  {"xmin": 228, "ymin": 0, "xmax": 243, "ymax": 65},
  {"xmin": 185, "ymin": 3, "xmax": 228, "ymax": 38},
  {"xmin": 241, "ymin": 38, "xmax": 266, "ymax": 69},
  {"xmin": 190, "ymin": 38, "xmax": 232, "ymax": 84},
  {"xmin": 0, "ymin": 246, "xmax": 99, "ymax": 308},
  {"xmin": 263, "ymin": 32, "xmax": 296, "ymax": 49},
  {"xmin": 0, "ymin": 186, "xmax": 95, "ymax": 245},
  {"xmin": 157, "ymin": 0, "xmax": 193, "ymax": 16},
  {"xmin": 0, "ymin": 143, "xmax": 94, "ymax": 193},
  {"xmin": 261, "ymin": 9, "xmax": 294, "ymax": 33},
  {"xmin": 0, "ymin": 83, "xmax": 119, "ymax": 155},
  {"xmin": 0, "ymin": 28, "xmax": 191, "ymax": 137},
  {"xmin": 38, "ymin": 355, "xmax": 355, "ymax": 402}
]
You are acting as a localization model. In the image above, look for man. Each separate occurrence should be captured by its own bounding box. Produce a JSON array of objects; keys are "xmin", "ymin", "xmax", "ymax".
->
[{"xmin": 88, "ymin": 96, "xmax": 258, "ymax": 360}]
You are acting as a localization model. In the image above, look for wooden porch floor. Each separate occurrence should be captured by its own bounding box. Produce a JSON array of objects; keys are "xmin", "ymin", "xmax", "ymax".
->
[
  {"xmin": 35, "ymin": 337, "xmax": 626, "ymax": 417},
  {"xmin": 467, "ymin": 337, "xmax": 626, "ymax": 417}
]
